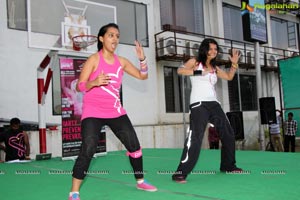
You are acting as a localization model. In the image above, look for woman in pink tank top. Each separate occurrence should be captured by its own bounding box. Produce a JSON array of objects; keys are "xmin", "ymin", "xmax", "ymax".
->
[{"xmin": 68, "ymin": 23, "xmax": 156, "ymax": 200}]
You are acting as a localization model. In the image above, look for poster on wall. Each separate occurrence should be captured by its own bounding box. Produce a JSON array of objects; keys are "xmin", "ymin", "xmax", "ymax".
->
[{"xmin": 60, "ymin": 57, "xmax": 106, "ymax": 159}]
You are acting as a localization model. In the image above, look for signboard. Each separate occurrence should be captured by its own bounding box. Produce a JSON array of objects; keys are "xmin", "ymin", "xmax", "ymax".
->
[
  {"xmin": 60, "ymin": 57, "xmax": 106, "ymax": 159},
  {"xmin": 242, "ymin": 0, "xmax": 268, "ymax": 44}
]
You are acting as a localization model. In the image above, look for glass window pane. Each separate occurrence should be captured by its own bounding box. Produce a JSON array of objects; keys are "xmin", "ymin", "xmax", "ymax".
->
[
  {"xmin": 96, "ymin": 0, "xmax": 149, "ymax": 46},
  {"xmin": 240, "ymin": 75, "xmax": 257, "ymax": 111},
  {"xmin": 115, "ymin": 1, "xmax": 135, "ymax": 44},
  {"xmin": 136, "ymin": 4, "xmax": 149, "ymax": 46},
  {"xmin": 164, "ymin": 67, "xmax": 175, "ymax": 112},
  {"xmin": 160, "ymin": 0, "xmax": 204, "ymax": 34},
  {"xmin": 287, "ymin": 21, "xmax": 297, "ymax": 49},
  {"xmin": 160, "ymin": 0, "xmax": 173, "ymax": 26},
  {"xmin": 175, "ymin": 0, "xmax": 195, "ymax": 31},
  {"xmin": 228, "ymin": 74, "xmax": 257, "ymax": 111},
  {"xmin": 271, "ymin": 18, "xmax": 288, "ymax": 49},
  {"xmin": 228, "ymin": 76, "xmax": 240, "ymax": 111},
  {"xmin": 223, "ymin": 4, "xmax": 243, "ymax": 41},
  {"xmin": 164, "ymin": 66, "xmax": 191, "ymax": 113},
  {"xmin": 272, "ymin": 19, "xmax": 298, "ymax": 49},
  {"xmin": 7, "ymin": 0, "xmax": 27, "ymax": 30}
]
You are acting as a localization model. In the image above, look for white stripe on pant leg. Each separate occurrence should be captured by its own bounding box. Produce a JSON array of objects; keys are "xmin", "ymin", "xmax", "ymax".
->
[{"xmin": 181, "ymin": 127, "xmax": 192, "ymax": 163}]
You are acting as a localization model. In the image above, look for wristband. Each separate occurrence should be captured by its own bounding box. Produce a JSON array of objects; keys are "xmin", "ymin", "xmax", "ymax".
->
[
  {"xmin": 140, "ymin": 58, "xmax": 148, "ymax": 74},
  {"xmin": 193, "ymin": 70, "xmax": 202, "ymax": 76},
  {"xmin": 140, "ymin": 56, "xmax": 146, "ymax": 62},
  {"xmin": 139, "ymin": 57, "xmax": 146, "ymax": 63},
  {"xmin": 78, "ymin": 81, "xmax": 88, "ymax": 92},
  {"xmin": 140, "ymin": 67, "xmax": 148, "ymax": 74}
]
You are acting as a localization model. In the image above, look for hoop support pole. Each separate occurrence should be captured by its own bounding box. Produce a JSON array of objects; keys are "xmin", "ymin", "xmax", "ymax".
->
[{"xmin": 37, "ymin": 51, "xmax": 57, "ymax": 154}]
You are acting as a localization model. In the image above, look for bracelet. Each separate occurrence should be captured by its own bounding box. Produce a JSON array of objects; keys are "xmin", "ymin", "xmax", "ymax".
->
[
  {"xmin": 193, "ymin": 70, "xmax": 202, "ymax": 76},
  {"xmin": 140, "ymin": 59, "xmax": 148, "ymax": 74},
  {"xmin": 140, "ymin": 67, "xmax": 148, "ymax": 74},
  {"xmin": 139, "ymin": 57, "xmax": 146, "ymax": 63},
  {"xmin": 231, "ymin": 63, "xmax": 238, "ymax": 69}
]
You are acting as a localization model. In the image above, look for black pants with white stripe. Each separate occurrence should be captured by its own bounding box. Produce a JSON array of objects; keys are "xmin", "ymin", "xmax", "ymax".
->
[{"xmin": 174, "ymin": 101, "xmax": 237, "ymax": 177}]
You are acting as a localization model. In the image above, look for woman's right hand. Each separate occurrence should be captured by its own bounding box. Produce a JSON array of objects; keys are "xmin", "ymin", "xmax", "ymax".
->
[{"xmin": 94, "ymin": 71, "xmax": 111, "ymax": 86}]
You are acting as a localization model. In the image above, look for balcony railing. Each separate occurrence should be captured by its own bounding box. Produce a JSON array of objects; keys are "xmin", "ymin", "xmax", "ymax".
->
[{"xmin": 154, "ymin": 29, "xmax": 299, "ymax": 72}]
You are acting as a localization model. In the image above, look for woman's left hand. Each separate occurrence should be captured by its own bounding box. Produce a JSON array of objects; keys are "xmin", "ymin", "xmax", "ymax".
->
[
  {"xmin": 230, "ymin": 48, "xmax": 240, "ymax": 65},
  {"xmin": 135, "ymin": 40, "xmax": 145, "ymax": 61}
]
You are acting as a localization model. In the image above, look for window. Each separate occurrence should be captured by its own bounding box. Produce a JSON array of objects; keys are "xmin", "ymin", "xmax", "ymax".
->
[
  {"xmin": 223, "ymin": 4, "xmax": 244, "ymax": 42},
  {"xmin": 228, "ymin": 74, "xmax": 257, "ymax": 111},
  {"xmin": 98, "ymin": 0, "xmax": 149, "ymax": 46},
  {"xmin": 160, "ymin": 0, "xmax": 204, "ymax": 34},
  {"xmin": 271, "ymin": 17, "xmax": 298, "ymax": 49},
  {"xmin": 6, "ymin": 0, "xmax": 27, "ymax": 30},
  {"xmin": 164, "ymin": 67, "xmax": 191, "ymax": 113}
]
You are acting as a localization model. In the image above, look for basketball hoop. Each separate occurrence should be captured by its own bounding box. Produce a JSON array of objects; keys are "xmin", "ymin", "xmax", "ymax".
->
[{"xmin": 72, "ymin": 35, "xmax": 98, "ymax": 51}]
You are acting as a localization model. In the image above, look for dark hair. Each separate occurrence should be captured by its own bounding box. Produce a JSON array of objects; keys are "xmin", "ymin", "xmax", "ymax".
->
[
  {"xmin": 97, "ymin": 23, "xmax": 119, "ymax": 51},
  {"xmin": 197, "ymin": 38, "xmax": 219, "ymax": 68},
  {"xmin": 288, "ymin": 112, "xmax": 293, "ymax": 117},
  {"xmin": 10, "ymin": 118, "xmax": 21, "ymax": 126}
]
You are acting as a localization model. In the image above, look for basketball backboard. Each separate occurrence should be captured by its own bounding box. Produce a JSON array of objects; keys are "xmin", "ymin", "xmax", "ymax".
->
[{"xmin": 27, "ymin": 0, "xmax": 117, "ymax": 54}]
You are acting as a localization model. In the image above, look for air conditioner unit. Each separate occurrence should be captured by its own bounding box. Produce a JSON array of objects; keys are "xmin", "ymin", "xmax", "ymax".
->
[
  {"xmin": 189, "ymin": 41, "xmax": 200, "ymax": 57},
  {"xmin": 161, "ymin": 38, "xmax": 186, "ymax": 56},
  {"xmin": 245, "ymin": 51, "xmax": 254, "ymax": 65},
  {"xmin": 266, "ymin": 54, "xmax": 278, "ymax": 67},
  {"xmin": 238, "ymin": 50, "xmax": 245, "ymax": 64},
  {"xmin": 217, "ymin": 46, "xmax": 230, "ymax": 61},
  {"xmin": 237, "ymin": 50, "xmax": 254, "ymax": 65},
  {"xmin": 287, "ymin": 48, "xmax": 299, "ymax": 57}
]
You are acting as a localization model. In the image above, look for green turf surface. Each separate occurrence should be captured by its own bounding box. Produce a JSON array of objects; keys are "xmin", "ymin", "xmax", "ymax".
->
[{"xmin": 0, "ymin": 149, "xmax": 299, "ymax": 200}]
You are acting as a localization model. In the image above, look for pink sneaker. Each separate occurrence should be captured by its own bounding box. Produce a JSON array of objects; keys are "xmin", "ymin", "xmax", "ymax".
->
[
  {"xmin": 136, "ymin": 180, "xmax": 157, "ymax": 192},
  {"xmin": 68, "ymin": 193, "xmax": 80, "ymax": 200}
]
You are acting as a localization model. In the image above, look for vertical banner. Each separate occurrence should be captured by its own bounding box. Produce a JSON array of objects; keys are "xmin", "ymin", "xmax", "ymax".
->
[
  {"xmin": 60, "ymin": 57, "xmax": 106, "ymax": 159},
  {"xmin": 279, "ymin": 56, "xmax": 300, "ymax": 136}
]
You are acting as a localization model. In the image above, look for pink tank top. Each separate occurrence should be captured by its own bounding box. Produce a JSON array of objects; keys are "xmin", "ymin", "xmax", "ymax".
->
[{"xmin": 81, "ymin": 50, "xmax": 127, "ymax": 120}]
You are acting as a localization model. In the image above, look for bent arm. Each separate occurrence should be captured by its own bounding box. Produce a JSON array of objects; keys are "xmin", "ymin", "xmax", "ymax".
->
[
  {"xmin": 216, "ymin": 66, "xmax": 237, "ymax": 81},
  {"xmin": 217, "ymin": 48, "xmax": 240, "ymax": 80},
  {"xmin": 76, "ymin": 54, "xmax": 103, "ymax": 92},
  {"xmin": 177, "ymin": 58, "xmax": 198, "ymax": 76},
  {"xmin": 120, "ymin": 56, "xmax": 148, "ymax": 80}
]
